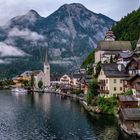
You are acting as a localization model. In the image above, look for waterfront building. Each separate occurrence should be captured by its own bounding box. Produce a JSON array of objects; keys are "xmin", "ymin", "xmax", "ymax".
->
[
  {"xmin": 13, "ymin": 72, "xmax": 32, "ymax": 87},
  {"xmin": 119, "ymin": 108, "xmax": 140, "ymax": 132},
  {"xmin": 60, "ymin": 74, "xmax": 71, "ymax": 85},
  {"xmin": 79, "ymin": 75, "xmax": 92, "ymax": 94},
  {"xmin": 118, "ymin": 95, "xmax": 138, "ymax": 108},
  {"xmin": 97, "ymin": 63, "xmax": 128, "ymax": 96},
  {"xmin": 71, "ymin": 73, "xmax": 83, "ymax": 88},
  {"xmin": 12, "ymin": 76, "xmax": 24, "ymax": 87},
  {"xmin": 123, "ymin": 74, "xmax": 140, "ymax": 105}
]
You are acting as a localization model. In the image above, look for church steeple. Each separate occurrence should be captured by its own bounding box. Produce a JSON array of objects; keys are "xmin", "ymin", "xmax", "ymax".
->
[
  {"xmin": 45, "ymin": 48, "xmax": 49, "ymax": 65},
  {"xmin": 104, "ymin": 30, "xmax": 115, "ymax": 41},
  {"xmin": 44, "ymin": 47, "xmax": 50, "ymax": 87}
]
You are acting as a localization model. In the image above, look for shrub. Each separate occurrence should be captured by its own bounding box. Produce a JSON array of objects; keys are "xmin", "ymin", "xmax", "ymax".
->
[
  {"xmin": 125, "ymin": 89, "xmax": 133, "ymax": 95},
  {"xmin": 96, "ymin": 96, "xmax": 118, "ymax": 115},
  {"xmin": 38, "ymin": 80, "xmax": 43, "ymax": 89},
  {"xmin": 86, "ymin": 91, "xmax": 93, "ymax": 105},
  {"xmin": 73, "ymin": 89, "xmax": 82, "ymax": 96}
]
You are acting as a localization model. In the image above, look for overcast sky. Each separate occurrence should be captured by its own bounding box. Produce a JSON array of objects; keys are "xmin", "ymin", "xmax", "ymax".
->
[{"xmin": 0, "ymin": 0, "xmax": 139, "ymax": 25}]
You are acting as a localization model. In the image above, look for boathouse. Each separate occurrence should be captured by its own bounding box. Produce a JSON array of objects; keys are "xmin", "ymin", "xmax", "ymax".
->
[
  {"xmin": 119, "ymin": 108, "xmax": 140, "ymax": 131},
  {"xmin": 118, "ymin": 95, "xmax": 138, "ymax": 108}
]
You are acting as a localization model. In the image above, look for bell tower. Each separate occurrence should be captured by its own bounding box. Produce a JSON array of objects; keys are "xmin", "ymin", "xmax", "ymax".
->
[{"xmin": 44, "ymin": 48, "xmax": 50, "ymax": 87}]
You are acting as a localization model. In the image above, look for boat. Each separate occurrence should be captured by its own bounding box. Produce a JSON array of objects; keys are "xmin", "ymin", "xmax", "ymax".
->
[{"xmin": 11, "ymin": 87, "xmax": 27, "ymax": 94}]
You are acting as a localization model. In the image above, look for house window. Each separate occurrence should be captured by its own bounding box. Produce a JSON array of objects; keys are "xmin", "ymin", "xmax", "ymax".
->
[
  {"xmin": 106, "ymin": 79, "xmax": 108, "ymax": 83},
  {"xmin": 114, "ymin": 87, "xmax": 116, "ymax": 91},
  {"xmin": 114, "ymin": 79, "xmax": 116, "ymax": 83},
  {"xmin": 120, "ymin": 79, "xmax": 123, "ymax": 83},
  {"xmin": 106, "ymin": 86, "xmax": 108, "ymax": 90},
  {"xmin": 120, "ymin": 87, "xmax": 122, "ymax": 91}
]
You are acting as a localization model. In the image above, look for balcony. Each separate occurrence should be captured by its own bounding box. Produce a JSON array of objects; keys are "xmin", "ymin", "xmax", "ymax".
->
[
  {"xmin": 98, "ymin": 81, "xmax": 106, "ymax": 86},
  {"xmin": 98, "ymin": 89, "xmax": 109, "ymax": 94}
]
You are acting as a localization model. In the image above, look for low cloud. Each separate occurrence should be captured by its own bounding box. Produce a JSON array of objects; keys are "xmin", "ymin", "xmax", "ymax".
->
[
  {"xmin": 0, "ymin": 59, "xmax": 5, "ymax": 64},
  {"xmin": 0, "ymin": 42, "xmax": 27, "ymax": 57},
  {"xmin": 8, "ymin": 27, "xmax": 45, "ymax": 41}
]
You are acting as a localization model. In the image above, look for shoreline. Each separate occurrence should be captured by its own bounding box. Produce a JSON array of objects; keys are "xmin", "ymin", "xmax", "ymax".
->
[{"xmin": 57, "ymin": 92, "xmax": 140, "ymax": 139}]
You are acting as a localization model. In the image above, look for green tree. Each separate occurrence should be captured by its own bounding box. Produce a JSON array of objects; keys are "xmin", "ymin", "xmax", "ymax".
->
[
  {"xmin": 88, "ymin": 79, "xmax": 99, "ymax": 97},
  {"xmin": 38, "ymin": 80, "xmax": 43, "ymax": 89},
  {"xmin": 94, "ymin": 62, "xmax": 101, "ymax": 78},
  {"xmin": 96, "ymin": 96, "xmax": 118, "ymax": 115},
  {"xmin": 30, "ymin": 74, "xmax": 34, "ymax": 89},
  {"xmin": 22, "ymin": 80, "xmax": 30, "ymax": 88},
  {"xmin": 74, "ymin": 89, "xmax": 82, "ymax": 96},
  {"xmin": 81, "ymin": 50, "xmax": 95, "ymax": 68},
  {"xmin": 112, "ymin": 8, "xmax": 140, "ymax": 50},
  {"xmin": 125, "ymin": 89, "xmax": 133, "ymax": 95},
  {"xmin": 86, "ymin": 79, "xmax": 99, "ymax": 105},
  {"xmin": 86, "ymin": 91, "xmax": 93, "ymax": 105},
  {"xmin": 3, "ymin": 79, "xmax": 15, "ymax": 86}
]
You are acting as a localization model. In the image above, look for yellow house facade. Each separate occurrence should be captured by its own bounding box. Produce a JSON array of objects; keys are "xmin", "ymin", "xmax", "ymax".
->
[{"xmin": 98, "ymin": 63, "xmax": 129, "ymax": 97}]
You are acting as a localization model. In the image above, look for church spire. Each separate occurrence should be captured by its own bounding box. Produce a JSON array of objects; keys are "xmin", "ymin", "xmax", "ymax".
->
[
  {"xmin": 44, "ymin": 47, "xmax": 50, "ymax": 87},
  {"xmin": 45, "ymin": 47, "xmax": 49, "ymax": 65},
  {"xmin": 104, "ymin": 30, "xmax": 115, "ymax": 41}
]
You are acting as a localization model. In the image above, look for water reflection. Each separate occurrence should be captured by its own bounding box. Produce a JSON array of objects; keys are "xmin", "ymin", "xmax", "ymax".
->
[{"xmin": 0, "ymin": 91, "xmax": 133, "ymax": 140}]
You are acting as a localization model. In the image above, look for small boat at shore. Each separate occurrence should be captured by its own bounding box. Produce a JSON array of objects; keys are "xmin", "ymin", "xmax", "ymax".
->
[{"xmin": 11, "ymin": 87, "xmax": 27, "ymax": 94}]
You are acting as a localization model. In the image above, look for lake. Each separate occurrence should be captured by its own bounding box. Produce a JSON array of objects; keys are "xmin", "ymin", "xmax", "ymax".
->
[{"xmin": 0, "ymin": 90, "xmax": 134, "ymax": 140}]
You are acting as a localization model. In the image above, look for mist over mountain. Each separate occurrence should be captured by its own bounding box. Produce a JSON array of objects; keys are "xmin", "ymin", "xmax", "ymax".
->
[{"xmin": 0, "ymin": 3, "xmax": 115, "ymax": 78}]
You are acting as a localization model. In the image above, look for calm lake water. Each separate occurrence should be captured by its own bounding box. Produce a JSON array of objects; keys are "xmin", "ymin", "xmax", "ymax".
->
[{"xmin": 0, "ymin": 90, "xmax": 135, "ymax": 140}]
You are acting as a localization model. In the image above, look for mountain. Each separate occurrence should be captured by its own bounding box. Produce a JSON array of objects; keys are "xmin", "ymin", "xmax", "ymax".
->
[
  {"xmin": 0, "ymin": 3, "xmax": 115, "ymax": 78},
  {"xmin": 112, "ymin": 8, "xmax": 140, "ymax": 50}
]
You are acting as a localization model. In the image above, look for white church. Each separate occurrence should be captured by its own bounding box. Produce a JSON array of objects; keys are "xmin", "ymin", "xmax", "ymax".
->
[{"xmin": 32, "ymin": 48, "xmax": 50, "ymax": 88}]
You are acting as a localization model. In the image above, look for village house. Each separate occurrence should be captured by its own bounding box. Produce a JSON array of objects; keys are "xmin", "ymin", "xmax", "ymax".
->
[
  {"xmin": 125, "ymin": 58, "xmax": 140, "ymax": 77},
  {"xmin": 79, "ymin": 75, "xmax": 92, "ymax": 94},
  {"xmin": 12, "ymin": 71, "xmax": 32, "ymax": 87},
  {"xmin": 115, "ymin": 51, "xmax": 138, "ymax": 67},
  {"xmin": 119, "ymin": 108, "xmax": 140, "ymax": 132},
  {"xmin": 97, "ymin": 63, "xmax": 128, "ymax": 97},
  {"xmin": 20, "ymin": 71, "xmax": 32, "ymax": 78},
  {"xmin": 94, "ymin": 31, "xmax": 132, "ymax": 64},
  {"xmin": 60, "ymin": 74, "xmax": 71, "ymax": 85},
  {"xmin": 12, "ymin": 76, "xmax": 24, "ymax": 87},
  {"xmin": 118, "ymin": 95, "xmax": 138, "ymax": 109},
  {"xmin": 71, "ymin": 73, "xmax": 84, "ymax": 88},
  {"xmin": 123, "ymin": 74, "xmax": 140, "ymax": 105},
  {"xmin": 124, "ymin": 58, "xmax": 140, "ymax": 94}
]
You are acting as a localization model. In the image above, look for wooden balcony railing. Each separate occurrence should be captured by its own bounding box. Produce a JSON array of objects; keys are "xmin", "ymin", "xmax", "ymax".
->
[{"xmin": 98, "ymin": 89, "xmax": 109, "ymax": 94}]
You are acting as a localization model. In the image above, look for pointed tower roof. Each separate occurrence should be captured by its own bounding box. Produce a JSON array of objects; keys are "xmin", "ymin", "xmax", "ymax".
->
[
  {"xmin": 45, "ymin": 48, "xmax": 49, "ymax": 65},
  {"xmin": 104, "ymin": 30, "xmax": 115, "ymax": 41}
]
